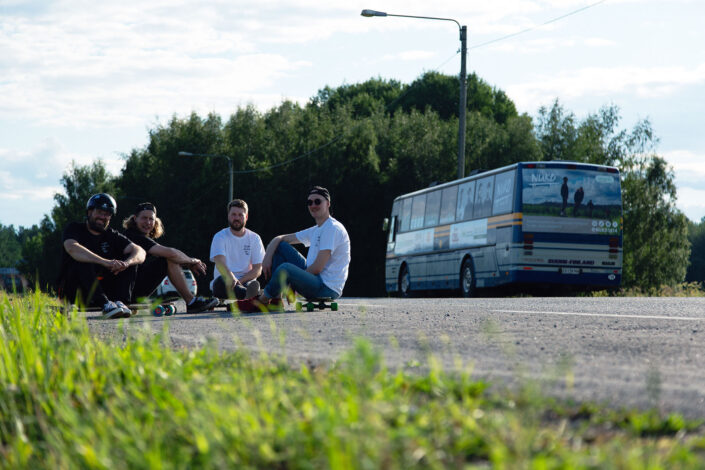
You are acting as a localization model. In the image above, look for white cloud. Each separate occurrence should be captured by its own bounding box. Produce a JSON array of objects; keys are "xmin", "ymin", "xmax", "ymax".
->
[
  {"xmin": 0, "ymin": 138, "xmax": 123, "ymax": 196},
  {"xmin": 507, "ymin": 64, "xmax": 705, "ymax": 111},
  {"xmin": 660, "ymin": 149, "xmax": 705, "ymax": 221}
]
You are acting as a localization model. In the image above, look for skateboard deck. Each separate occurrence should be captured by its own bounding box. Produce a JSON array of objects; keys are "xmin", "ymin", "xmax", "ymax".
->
[
  {"xmin": 295, "ymin": 297, "xmax": 338, "ymax": 312},
  {"xmin": 63, "ymin": 300, "xmax": 178, "ymax": 317},
  {"xmin": 218, "ymin": 298, "xmax": 286, "ymax": 314}
]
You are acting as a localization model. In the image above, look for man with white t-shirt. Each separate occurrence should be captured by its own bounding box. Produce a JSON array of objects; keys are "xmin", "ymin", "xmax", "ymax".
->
[
  {"xmin": 237, "ymin": 186, "xmax": 350, "ymax": 313},
  {"xmin": 210, "ymin": 199, "xmax": 265, "ymax": 301}
]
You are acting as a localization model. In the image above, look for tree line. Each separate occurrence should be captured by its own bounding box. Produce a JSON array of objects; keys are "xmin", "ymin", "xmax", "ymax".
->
[{"xmin": 1, "ymin": 71, "xmax": 700, "ymax": 295}]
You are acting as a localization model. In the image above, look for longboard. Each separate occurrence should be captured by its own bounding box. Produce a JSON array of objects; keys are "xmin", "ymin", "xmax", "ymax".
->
[
  {"xmin": 295, "ymin": 297, "xmax": 338, "ymax": 312},
  {"xmin": 63, "ymin": 300, "xmax": 178, "ymax": 318}
]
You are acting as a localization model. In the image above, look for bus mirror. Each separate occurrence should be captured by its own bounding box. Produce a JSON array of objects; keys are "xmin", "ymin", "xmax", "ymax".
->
[{"xmin": 382, "ymin": 218, "xmax": 389, "ymax": 232}]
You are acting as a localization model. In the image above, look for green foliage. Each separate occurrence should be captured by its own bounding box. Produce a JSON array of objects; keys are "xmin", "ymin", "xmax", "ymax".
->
[
  {"xmin": 0, "ymin": 224, "xmax": 22, "ymax": 267},
  {"xmin": 686, "ymin": 218, "xmax": 705, "ymax": 283},
  {"xmin": 1, "ymin": 293, "xmax": 704, "ymax": 468},
  {"xmin": 535, "ymin": 100, "xmax": 690, "ymax": 289}
]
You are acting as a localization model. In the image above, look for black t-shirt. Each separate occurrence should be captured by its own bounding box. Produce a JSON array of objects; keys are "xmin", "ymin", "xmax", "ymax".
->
[
  {"xmin": 123, "ymin": 228, "xmax": 158, "ymax": 258},
  {"xmin": 60, "ymin": 222, "xmax": 132, "ymax": 272}
]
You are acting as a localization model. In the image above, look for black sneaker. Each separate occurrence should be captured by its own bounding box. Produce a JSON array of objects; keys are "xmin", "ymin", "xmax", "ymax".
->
[{"xmin": 187, "ymin": 296, "xmax": 219, "ymax": 314}]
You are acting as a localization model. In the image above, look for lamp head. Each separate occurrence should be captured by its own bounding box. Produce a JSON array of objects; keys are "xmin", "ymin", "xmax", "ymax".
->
[{"xmin": 361, "ymin": 9, "xmax": 387, "ymax": 17}]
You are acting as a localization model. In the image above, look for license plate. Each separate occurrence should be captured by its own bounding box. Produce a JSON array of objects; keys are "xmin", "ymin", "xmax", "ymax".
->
[{"xmin": 562, "ymin": 268, "xmax": 580, "ymax": 274}]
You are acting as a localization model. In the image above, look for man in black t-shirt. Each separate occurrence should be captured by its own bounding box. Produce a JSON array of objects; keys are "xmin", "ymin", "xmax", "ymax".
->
[
  {"xmin": 57, "ymin": 193, "xmax": 146, "ymax": 318},
  {"xmin": 122, "ymin": 202, "xmax": 218, "ymax": 313}
]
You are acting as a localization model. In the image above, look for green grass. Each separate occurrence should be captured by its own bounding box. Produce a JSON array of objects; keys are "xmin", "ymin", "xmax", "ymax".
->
[
  {"xmin": 1, "ymin": 292, "xmax": 704, "ymax": 469},
  {"xmin": 592, "ymin": 282, "xmax": 705, "ymax": 297}
]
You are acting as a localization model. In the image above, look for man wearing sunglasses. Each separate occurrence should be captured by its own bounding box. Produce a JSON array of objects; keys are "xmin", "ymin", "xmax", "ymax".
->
[{"xmin": 237, "ymin": 186, "xmax": 350, "ymax": 312}]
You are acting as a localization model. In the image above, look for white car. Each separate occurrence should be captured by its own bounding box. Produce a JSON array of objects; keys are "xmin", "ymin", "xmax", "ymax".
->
[{"xmin": 154, "ymin": 268, "xmax": 197, "ymax": 298}]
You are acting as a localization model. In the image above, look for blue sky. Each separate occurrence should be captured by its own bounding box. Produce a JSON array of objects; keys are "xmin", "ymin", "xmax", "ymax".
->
[{"xmin": 1, "ymin": 0, "xmax": 704, "ymax": 228}]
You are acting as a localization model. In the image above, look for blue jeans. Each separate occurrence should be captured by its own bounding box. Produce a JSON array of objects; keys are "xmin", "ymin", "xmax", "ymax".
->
[{"xmin": 264, "ymin": 241, "xmax": 339, "ymax": 300}]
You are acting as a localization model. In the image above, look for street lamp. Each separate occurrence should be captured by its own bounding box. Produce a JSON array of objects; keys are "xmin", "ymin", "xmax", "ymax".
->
[
  {"xmin": 361, "ymin": 9, "xmax": 467, "ymax": 180},
  {"xmin": 178, "ymin": 151, "xmax": 233, "ymax": 202}
]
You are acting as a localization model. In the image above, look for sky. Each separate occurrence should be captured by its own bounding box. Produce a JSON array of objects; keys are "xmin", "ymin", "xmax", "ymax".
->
[{"xmin": 1, "ymin": 0, "xmax": 704, "ymax": 228}]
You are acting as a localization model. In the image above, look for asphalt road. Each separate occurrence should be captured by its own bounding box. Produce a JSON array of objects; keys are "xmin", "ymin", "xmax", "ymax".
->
[{"xmin": 85, "ymin": 296, "xmax": 705, "ymax": 419}]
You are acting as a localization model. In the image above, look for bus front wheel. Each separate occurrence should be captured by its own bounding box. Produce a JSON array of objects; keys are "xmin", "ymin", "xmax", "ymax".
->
[
  {"xmin": 399, "ymin": 265, "xmax": 412, "ymax": 298},
  {"xmin": 460, "ymin": 258, "xmax": 476, "ymax": 298}
]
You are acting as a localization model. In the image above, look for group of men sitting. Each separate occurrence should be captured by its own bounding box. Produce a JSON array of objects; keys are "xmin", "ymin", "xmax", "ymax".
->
[{"xmin": 57, "ymin": 186, "xmax": 351, "ymax": 318}]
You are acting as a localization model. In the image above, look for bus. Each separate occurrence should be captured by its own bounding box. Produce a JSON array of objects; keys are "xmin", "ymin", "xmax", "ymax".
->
[{"xmin": 384, "ymin": 161, "xmax": 622, "ymax": 296}]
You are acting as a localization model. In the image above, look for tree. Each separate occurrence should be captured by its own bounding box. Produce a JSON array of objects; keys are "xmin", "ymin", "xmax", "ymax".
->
[
  {"xmin": 0, "ymin": 224, "xmax": 22, "ymax": 267},
  {"xmin": 686, "ymin": 218, "xmax": 705, "ymax": 284}
]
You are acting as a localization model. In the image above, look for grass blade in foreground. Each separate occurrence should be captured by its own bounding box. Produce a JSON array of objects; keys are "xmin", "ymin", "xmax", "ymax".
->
[{"xmin": 0, "ymin": 292, "xmax": 703, "ymax": 468}]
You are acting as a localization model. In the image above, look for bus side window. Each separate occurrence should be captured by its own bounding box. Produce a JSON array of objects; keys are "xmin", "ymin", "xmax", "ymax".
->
[
  {"xmin": 400, "ymin": 198, "xmax": 412, "ymax": 232},
  {"xmin": 424, "ymin": 190, "xmax": 441, "ymax": 227},
  {"xmin": 456, "ymin": 181, "xmax": 476, "ymax": 221},
  {"xmin": 492, "ymin": 171, "xmax": 516, "ymax": 215},
  {"xmin": 410, "ymin": 194, "xmax": 426, "ymax": 230},
  {"xmin": 439, "ymin": 185, "xmax": 457, "ymax": 224},
  {"xmin": 473, "ymin": 176, "xmax": 494, "ymax": 219}
]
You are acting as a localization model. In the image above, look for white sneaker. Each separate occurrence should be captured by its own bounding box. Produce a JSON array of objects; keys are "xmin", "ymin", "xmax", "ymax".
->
[{"xmin": 115, "ymin": 301, "xmax": 133, "ymax": 316}]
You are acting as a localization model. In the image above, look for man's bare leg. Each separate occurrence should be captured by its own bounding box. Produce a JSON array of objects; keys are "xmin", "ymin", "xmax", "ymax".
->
[{"xmin": 166, "ymin": 260, "xmax": 195, "ymax": 304}]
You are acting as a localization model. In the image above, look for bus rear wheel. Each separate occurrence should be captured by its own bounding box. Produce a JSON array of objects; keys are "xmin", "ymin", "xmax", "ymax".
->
[
  {"xmin": 399, "ymin": 265, "xmax": 412, "ymax": 298},
  {"xmin": 460, "ymin": 258, "xmax": 476, "ymax": 298}
]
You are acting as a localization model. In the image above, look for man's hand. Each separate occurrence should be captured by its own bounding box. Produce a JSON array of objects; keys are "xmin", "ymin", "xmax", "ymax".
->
[
  {"xmin": 190, "ymin": 258, "xmax": 207, "ymax": 276},
  {"xmin": 106, "ymin": 259, "xmax": 129, "ymax": 274},
  {"xmin": 262, "ymin": 256, "xmax": 272, "ymax": 280}
]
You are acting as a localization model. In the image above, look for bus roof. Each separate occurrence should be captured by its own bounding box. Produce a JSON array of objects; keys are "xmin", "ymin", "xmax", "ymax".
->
[{"xmin": 393, "ymin": 161, "xmax": 620, "ymax": 202}]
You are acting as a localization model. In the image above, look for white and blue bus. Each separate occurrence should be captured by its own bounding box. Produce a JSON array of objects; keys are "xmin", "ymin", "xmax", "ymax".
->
[{"xmin": 384, "ymin": 161, "xmax": 622, "ymax": 296}]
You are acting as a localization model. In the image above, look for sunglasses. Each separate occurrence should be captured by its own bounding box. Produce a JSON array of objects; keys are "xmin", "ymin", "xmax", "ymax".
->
[{"xmin": 307, "ymin": 198, "xmax": 323, "ymax": 206}]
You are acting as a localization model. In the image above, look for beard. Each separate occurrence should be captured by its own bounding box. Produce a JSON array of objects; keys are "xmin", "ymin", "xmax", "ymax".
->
[
  {"xmin": 230, "ymin": 220, "xmax": 244, "ymax": 232},
  {"xmin": 88, "ymin": 216, "xmax": 108, "ymax": 232}
]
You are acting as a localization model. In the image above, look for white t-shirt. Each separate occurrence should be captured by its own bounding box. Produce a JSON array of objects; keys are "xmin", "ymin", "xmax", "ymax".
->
[
  {"xmin": 209, "ymin": 228, "xmax": 265, "ymax": 289},
  {"xmin": 295, "ymin": 217, "xmax": 350, "ymax": 296}
]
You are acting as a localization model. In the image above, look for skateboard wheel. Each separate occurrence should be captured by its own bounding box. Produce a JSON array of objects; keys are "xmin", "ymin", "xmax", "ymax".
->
[
  {"xmin": 331, "ymin": 302, "xmax": 338, "ymax": 311},
  {"xmin": 306, "ymin": 302, "xmax": 314, "ymax": 312},
  {"xmin": 295, "ymin": 301, "xmax": 303, "ymax": 312},
  {"xmin": 152, "ymin": 305, "xmax": 165, "ymax": 317},
  {"xmin": 164, "ymin": 304, "xmax": 175, "ymax": 316},
  {"xmin": 168, "ymin": 305, "xmax": 176, "ymax": 315}
]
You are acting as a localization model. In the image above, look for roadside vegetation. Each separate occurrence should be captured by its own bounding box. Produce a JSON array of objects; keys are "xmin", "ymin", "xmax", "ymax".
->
[
  {"xmin": 2, "ymin": 291, "xmax": 704, "ymax": 469},
  {"xmin": 591, "ymin": 282, "xmax": 705, "ymax": 297}
]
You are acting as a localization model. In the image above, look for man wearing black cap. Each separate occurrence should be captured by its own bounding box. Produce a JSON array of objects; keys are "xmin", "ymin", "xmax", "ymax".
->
[
  {"xmin": 237, "ymin": 186, "xmax": 350, "ymax": 312},
  {"xmin": 122, "ymin": 202, "xmax": 219, "ymax": 313},
  {"xmin": 58, "ymin": 193, "xmax": 146, "ymax": 318}
]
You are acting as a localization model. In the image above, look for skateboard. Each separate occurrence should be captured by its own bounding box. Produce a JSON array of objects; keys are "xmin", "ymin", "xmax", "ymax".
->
[
  {"xmin": 295, "ymin": 297, "xmax": 338, "ymax": 312},
  {"xmin": 63, "ymin": 301, "xmax": 178, "ymax": 317}
]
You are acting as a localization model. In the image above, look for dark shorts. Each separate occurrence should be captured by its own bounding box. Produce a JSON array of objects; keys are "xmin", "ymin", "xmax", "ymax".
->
[{"xmin": 132, "ymin": 256, "xmax": 168, "ymax": 300}]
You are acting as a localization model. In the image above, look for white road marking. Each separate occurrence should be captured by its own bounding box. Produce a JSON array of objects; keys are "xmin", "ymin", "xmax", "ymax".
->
[{"xmin": 491, "ymin": 310, "xmax": 704, "ymax": 322}]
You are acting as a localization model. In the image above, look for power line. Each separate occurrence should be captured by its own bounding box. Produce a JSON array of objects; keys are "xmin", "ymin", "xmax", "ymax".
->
[{"xmin": 469, "ymin": 0, "xmax": 609, "ymax": 50}]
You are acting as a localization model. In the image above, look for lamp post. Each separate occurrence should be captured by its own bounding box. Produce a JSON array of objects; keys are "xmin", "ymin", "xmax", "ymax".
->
[
  {"xmin": 361, "ymin": 9, "xmax": 467, "ymax": 180},
  {"xmin": 178, "ymin": 151, "xmax": 233, "ymax": 202}
]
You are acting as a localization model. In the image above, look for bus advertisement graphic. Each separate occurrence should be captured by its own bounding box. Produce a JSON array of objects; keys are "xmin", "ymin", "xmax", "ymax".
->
[{"xmin": 522, "ymin": 168, "xmax": 621, "ymax": 235}]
